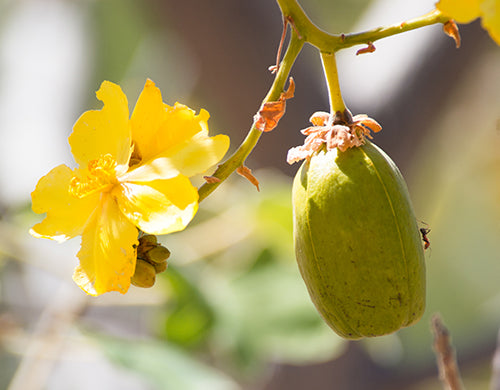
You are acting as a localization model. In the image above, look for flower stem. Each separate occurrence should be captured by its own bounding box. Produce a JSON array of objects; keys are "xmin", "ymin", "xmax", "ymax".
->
[
  {"xmin": 275, "ymin": 0, "xmax": 450, "ymax": 52},
  {"xmin": 320, "ymin": 52, "xmax": 345, "ymax": 115},
  {"xmin": 198, "ymin": 1, "xmax": 451, "ymax": 202},
  {"xmin": 197, "ymin": 31, "xmax": 304, "ymax": 202},
  {"xmin": 338, "ymin": 9, "xmax": 449, "ymax": 50}
]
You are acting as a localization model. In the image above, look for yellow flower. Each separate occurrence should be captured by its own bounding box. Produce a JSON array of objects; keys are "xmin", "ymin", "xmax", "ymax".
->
[
  {"xmin": 436, "ymin": 0, "xmax": 500, "ymax": 45},
  {"xmin": 30, "ymin": 80, "xmax": 229, "ymax": 296}
]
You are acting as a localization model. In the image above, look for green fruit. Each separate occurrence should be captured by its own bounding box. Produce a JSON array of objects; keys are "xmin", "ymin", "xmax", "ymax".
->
[{"xmin": 292, "ymin": 141, "xmax": 425, "ymax": 339}]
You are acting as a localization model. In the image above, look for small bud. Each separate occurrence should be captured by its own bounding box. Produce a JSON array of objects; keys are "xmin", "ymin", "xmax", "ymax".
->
[
  {"xmin": 131, "ymin": 259, "xmax": 156, "ymax": 288},
  {"xmin": 139, "ymin": 234, "xmax": 157, "ymax": 247},
  {"xmin": 145, "ymin": 246, "xmax": 171, "ymax": 264},
  {"xmin": 153, "ymin": 261, "xmax": 168, "ymax": 274}
]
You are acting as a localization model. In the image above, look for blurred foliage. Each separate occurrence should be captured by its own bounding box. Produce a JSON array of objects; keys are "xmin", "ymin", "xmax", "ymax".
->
[
  {"xmin": 96, "ymin": 333, "xmax": 240, "ymax": 390},
  {"xmin": 161, "ymin": 265, "xmax": 216, "ymax": 348},
  {"xmin": 89, "ymin": 0, "xmax": 148, "ymax": 87},
  {"xmin": 154, "ymin": 172, "xmax": 346, "ymax": 377}
]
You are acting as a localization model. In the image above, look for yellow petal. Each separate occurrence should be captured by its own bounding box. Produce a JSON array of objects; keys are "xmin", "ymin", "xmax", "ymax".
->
[
  {"xmin": 30, "ymin": 165, "xmax": 99, "ymax": 242},
  {"xmin": 130, "ymin": 79, "xmax": 169, "ymax": 161},
  {"xmin": 132, "ymin": 90, "xmax": 214, "ymax": 162},
  {"xmin": 114, "ymin": 176, "xmax": 198, "ymax": 235},
  {"xmin": 481, "ymin": 0, "xmax": 500, "ymax": 45},
  {"xmin": 153, "ymin": 132, "xmax": 230, "ymax": 178},
  {"xmin": 69, "ymin": 81, "xmax": 132, "ymax": 170},
  {"xmin": 436, "ymin": 0, "xmax": 481, "ymax": 23},
  {"xmin": 122, "ymin": 133, "xmax": 230, "ymax": 182},
  {"xmin": 130, "ymin": 81, "xmax": 229, "ymax": 176},
  {"xmin": 73, "ymin": 194, "xmax": 138, "ymax": 296},
  {"xmin": 120, "ymin": 155, "xmax": 180, "ymax": 183}
]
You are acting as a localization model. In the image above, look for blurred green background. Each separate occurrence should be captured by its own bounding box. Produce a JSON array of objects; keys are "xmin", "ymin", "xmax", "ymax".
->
[{"xmin": 0, "ymin": 0, "xmax": 499, "ymax": 389}]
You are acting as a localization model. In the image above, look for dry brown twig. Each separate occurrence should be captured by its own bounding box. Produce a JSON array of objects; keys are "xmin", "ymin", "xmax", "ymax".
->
[{"xmin": 431, "ymin": 313, "xmax": 465, "ymax": 390}]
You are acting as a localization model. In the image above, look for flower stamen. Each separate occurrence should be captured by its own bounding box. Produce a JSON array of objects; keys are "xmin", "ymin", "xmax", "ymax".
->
[{"xmin": 69, "ymin": 154, "xmax": 118, "ymax": 198}]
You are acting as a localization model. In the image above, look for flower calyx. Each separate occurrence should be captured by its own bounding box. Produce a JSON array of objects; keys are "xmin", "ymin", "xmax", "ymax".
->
[
  {"xmin": 287, "ymin": 109, "xmax": 382, "ymax": 164},
  {"xmin": 131, "ymin": 234, "xmax": 171, "ymax": 288}
]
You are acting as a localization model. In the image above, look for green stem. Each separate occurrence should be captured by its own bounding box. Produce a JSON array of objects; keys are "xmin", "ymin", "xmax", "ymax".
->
[
  {"xmin": 338, "ymin": 9, "xmax": 450, "ymax": 50},
  {"xmin": 320, "ymin": 52, "xmax": 345, "ymax": 114},
  {"xmin": 275, "ymin": 0, "xmax": 450, "ymax": 52},
  {"xmin": 198, "ymin": 31, "xmax": 304, "ymax": 202}
]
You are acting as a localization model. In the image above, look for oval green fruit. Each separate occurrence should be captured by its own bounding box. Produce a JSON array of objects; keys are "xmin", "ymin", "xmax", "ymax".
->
[{"xmin": 292, "ymin": 141, "xmax": 425, "ymax": 339}]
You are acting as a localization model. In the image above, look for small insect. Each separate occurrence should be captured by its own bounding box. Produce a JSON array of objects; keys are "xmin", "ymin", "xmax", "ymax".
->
[{"xmin": 420, "ymin": 227, "xmax": 431, "ymax": 250}]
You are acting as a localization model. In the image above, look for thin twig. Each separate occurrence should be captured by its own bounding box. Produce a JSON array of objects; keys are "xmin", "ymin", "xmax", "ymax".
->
[
  {"xmin": 490, "ymin": 328, "xmax": 500, "ymax": 390},
  {"xmin": 431, "ymin": 313, "xmax": 465, "ymax": 390}
]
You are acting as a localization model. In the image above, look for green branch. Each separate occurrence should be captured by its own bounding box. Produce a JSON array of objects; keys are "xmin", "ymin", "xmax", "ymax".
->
[
  {"xmin": 275, "ymin": 0, "xmax": 450, "ymax": 52},
  {"xmin": 198, "ymin": 0, "xmax": 451, "ymax": 203},
  {"xmin": 338, "ymin": 10, "xmax": 450, "ymax": 50},
  {"xmin": 198, "ymin": 31, "xmax": 304, "ymax": 202}
]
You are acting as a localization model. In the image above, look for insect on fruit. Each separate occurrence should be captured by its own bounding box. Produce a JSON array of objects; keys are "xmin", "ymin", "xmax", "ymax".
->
[{"xmin": 420, "ymin": 227, "xmax": 431, "ymax": 250}]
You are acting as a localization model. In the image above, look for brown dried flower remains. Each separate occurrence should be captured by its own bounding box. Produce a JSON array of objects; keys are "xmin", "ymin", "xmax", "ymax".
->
[
  {"xmin": 236, "ymin": 165, "xmax": 260, "ymax": 191},
  {"xmin": 254, "ymin": 78, "xmax": 295, "ymax": 132},
  {"xmin": 443, "ymin": 20, "xmax": 461, "ymax": 48},
  {"xmin": 287, "ymin": 110, "xmax": 382, "ymax": 164}
]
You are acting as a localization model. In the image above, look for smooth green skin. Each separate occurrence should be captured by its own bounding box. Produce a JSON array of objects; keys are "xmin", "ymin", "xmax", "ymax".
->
[{"xmin": 292, "ymin": 142, "xmax": 426, "ymax": 339}]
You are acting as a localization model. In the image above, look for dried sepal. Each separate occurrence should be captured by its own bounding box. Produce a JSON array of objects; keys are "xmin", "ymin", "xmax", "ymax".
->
[
  {"xmin": 203, "ymin": 175, "xmax": 221, "ymax": 184},
  {"xmin": 236, "ymin": 165, "xmax": 260, "ymax": 191},
  {"xmin": 443, "ymin": 20, "xmax": 461, "ymax": 48},
  {"xmin": 309, "ymin": 111, "xmax": 330, "ymax": 127},
  {"xmin": 356, "ymin": 42, "xmax": 376, "ymax": 55},
  {"xmin": 287, "ymin": 110, "xmax": 382, "ymax": 164},
  {"xmin": 254, "ymin": 78, "xmax": 295, "ymax": 132}
]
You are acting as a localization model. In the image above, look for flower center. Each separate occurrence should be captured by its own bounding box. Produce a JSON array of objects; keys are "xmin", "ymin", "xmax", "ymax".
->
[{"xmin": 69, "ymin": 154, "xmax": 118, "ymax": 198}]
